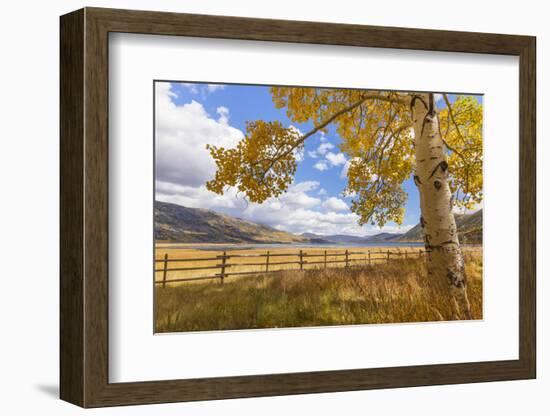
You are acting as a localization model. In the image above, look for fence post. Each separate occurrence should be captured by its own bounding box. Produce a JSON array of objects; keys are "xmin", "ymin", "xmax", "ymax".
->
[
  {"xmin": 220, "ymin": 251, "xmax": 227, "ymax": 284},
  {"xmin": 345, "ymin": 249, "xmax": 349, "ymax": 268},
  {"xmin": 299, "ymin": 250, "xmax": 304, "ymax": 270},
  {"xmin": 162, "ymin": 253, "xmax": 168, "ymax": 288},
  {"xmin": 387, "ymin": 250, "xmax": 390, "ymax": 264},
  {"xmin": 419, "ymin": 249, "xmax": 422, "ymax": 258},
  {"xmin": 368, "ymin": 251, "xmax": 371, "ymax": 266},
  {"xmin": 265, "ymin": 250, "xmax": 270, "ymax": 272},
  {"xmin": 324, "ymin": 250, "xmax": 327, "ymax": 269},
  {"xmin": 405, "ymin": 251, "xmax": 408, "ymax": 259}
]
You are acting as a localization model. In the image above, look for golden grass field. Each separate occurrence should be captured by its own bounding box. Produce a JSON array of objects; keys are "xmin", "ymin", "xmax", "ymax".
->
[
  {"xmin": 154, "ymin": 245, "xmax": 436, "ymax": 284},
  {"xmin": 154, "ymin": 245, "xmax": 482, "ymax": 332}
]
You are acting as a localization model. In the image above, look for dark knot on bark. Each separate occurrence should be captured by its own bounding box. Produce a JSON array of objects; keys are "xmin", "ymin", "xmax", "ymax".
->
[
  {"xmin": 428, "ymin": 160, "xmax": 449, "ymax": 179},
  {"xmin": 410, "ymin": 95, "xmax": 428, "ymax": 111}
]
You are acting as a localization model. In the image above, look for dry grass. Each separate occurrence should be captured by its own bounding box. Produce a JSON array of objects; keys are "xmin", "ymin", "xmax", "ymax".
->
[
  {"xmin": 155, "ymin": 250, "xmax": 482, "ymax": 333},
  {"xmin": 154, "ymin": 245, "xmax": 429, "ymax": 284}
]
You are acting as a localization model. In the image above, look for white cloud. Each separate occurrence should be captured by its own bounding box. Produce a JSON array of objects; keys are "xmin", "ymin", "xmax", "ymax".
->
[
  {"xmin": 286, "ymin": 125, "xmax": 305, "ymax": 161},
  {"xmin": 322, "ymin": 197, "xmax": 349, "ymax": 212},
  {"xmin": 237, "ymin": 185, "xmax": 363, "ymax": 235},
  {"xmin": 156, "ymin": 177, "xmax": 407, "ymax": 237},
  {"xmin": 163, "ymin": 85, "xmax": 178, "ymax": 99},
  {"xmin": 317, "ymin": 142, "xmax": 334, "ymax": 155},
  {"xmin": 207, "ymin": 84, "xmax": 225, "ymax": 92},
  {"xmin": 308, "ymin": 140, "xmax": 334, "ymax": 158},
  {"xmin": 294, "ymin": 148, "xmax": 305, "ymax": 162},
  {"xmin": 216, "ymin": 106, "xmax": 230, "ymax": 125},
  {"xmin": 155, "ymin": 83, "xmax": 243, "ymax": 188},
  {"xmin": 313, "ymin": 161, "xmax": 329, "ymax": 171},
  {"xmin": 277, "ymin": 181, "xmax": 321, "ymax": 209},
  {"xmin": 318, "ymin": 188, "xmax": 327, "ymax": 196},
  {"xmin": 340, "ymin": 160, "xmax": 351, "ymax": 178},
  {"xmin": 325, "ymin": 152, "xmax": 347, "ymax": 167},
  {"xmin": 288, "ymin": 125, "xmax": 304, "ymax": 136},
  {"xmin": 179, "ymin": 83, "xmax": 199, "ymax": 94},
  {"xmin": 272, "ymin": 209, "xmax": 363, "ymax": 236},
  {"xmin": 156, "ymin": 181, "xmax": 242, "ymax": 210},
  {"xmin": 156, "ymin": 179, "xmax": 366, "ymax": 235},
  {"xmin": 179, "ymin": 82, "xmax": 225, "ymax": 95}
]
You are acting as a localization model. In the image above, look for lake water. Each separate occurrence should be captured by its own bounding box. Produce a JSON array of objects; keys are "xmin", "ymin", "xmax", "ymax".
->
[{"xmin": 158, "ymin": 241, "xmax": 426, "ymax": 251}]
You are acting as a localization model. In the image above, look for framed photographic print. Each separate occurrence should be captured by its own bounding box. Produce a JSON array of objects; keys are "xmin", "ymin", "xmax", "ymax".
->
[{"xmin": 60, "ymin": 7, "xmax": 536, "ymax": 407}]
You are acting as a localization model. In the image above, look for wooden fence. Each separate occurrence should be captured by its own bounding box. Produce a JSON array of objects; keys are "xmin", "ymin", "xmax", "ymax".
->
[
  {"xmin": 154, "ymin": 247, "xmax": 477, "ymax": 287},
  {"xmin": 155, "ymin": 247, "xmax": 482, "ymax": 287}
]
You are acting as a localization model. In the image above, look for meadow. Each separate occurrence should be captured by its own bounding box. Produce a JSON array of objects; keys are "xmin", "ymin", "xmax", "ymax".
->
[
  {"xmin": 155, "ymin": 246, "xmax": 482, "ymax": 332},
  {"xmin": 154, "ymin": 245, "xmax": 432, "ymax": 284}
]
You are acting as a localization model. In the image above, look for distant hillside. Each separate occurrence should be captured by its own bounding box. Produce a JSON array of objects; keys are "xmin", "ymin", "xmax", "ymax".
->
[
  {"xmin": 155, "ymin": 201, "xmax": 307, "ymax": 244},
  {"xmin": 398, "ymin": 209, "xmax": 483, "ymax": 244},
  {"xmin": 365, "ymin": 232, "xmax": 404, "ymax": 243},
  {"xmin": 301, "ymin": 232, "xmax": 403, "ymax": 244},
  {"xmin": 301, "ymin": 233, "xmax": 371, "ymax": 244},
  {"xmin": 299, "ymin": 233, "xmax": 333, "ymax": 244},
  {"xmin": 155, "ymin": 200, "xmax": 482, "ymax": 245}
]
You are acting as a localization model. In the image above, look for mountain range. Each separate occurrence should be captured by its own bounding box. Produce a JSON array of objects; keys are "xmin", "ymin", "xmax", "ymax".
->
[
  {"xmin": 155, "ymin": 200, "xmax": 482, "ymax": 244},
  {"xmin": 155, "ymin": 200, "xmax": 307, "ymax": 244},
  {"xmin": 397, "ymin": 209, "xmax": 483, "ymax": 244},
  {"xmin": 300, "ymin": 231, "xmax": 403, "ymax": 244}
]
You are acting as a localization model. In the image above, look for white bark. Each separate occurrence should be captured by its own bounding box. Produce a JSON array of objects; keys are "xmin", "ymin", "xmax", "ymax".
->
[{"xmin": 410, "ymin": 93, "xmax": 472, "ymax": 319}]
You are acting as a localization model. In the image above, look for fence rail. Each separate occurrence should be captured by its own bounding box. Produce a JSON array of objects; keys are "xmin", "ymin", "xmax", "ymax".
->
[{"xmin": 155, "ymin": 246, "xmax": 481, "ymax": 287}]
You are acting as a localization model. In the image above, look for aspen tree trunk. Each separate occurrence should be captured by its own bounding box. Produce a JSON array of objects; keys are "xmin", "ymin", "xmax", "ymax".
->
[{"xmin": 410, "ymin": 93, "xmax": 472, "ymax": 319}]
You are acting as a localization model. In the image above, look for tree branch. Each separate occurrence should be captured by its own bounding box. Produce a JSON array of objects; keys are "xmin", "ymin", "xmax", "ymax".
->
[
  {"xmin": 443, "ymin": 94, "xmax": 466, "ymax": 145},
  {"xmin": 253, "ymin": 93, "xmax": 409, "ymax": 175},
  {"xmin": 284, "ymin": 93, "xmax": 407, "ymax": 157},
  {"xmin": 436, "ymin": 99, "xmax": 471, "ymax": 194}
]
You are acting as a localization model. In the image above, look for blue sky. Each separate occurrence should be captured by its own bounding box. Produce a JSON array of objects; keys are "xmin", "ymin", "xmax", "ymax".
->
[{"xmin": 154, "ymin": 81, "xmax": 479, "ymax": 236}]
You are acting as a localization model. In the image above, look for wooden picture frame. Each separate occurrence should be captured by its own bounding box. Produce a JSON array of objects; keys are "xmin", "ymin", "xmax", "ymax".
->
[{"xmin": 60, "ymin": 7, "xmax": 536, "ymax": 408}]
